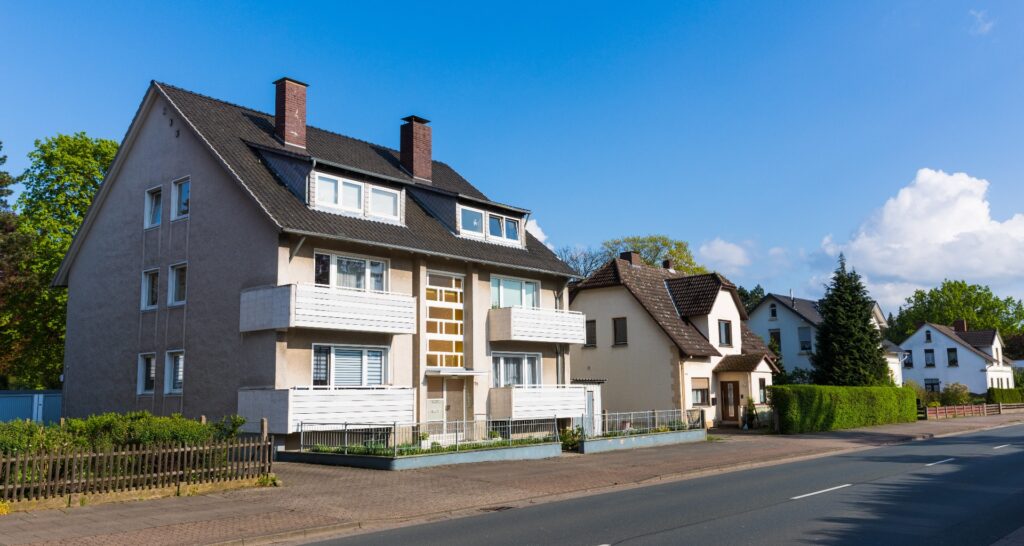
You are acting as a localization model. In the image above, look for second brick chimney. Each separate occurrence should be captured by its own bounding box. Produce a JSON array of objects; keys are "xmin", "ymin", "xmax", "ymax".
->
[
  {"xmin": 953, "ymin": 318, "xmax": 968, "ymax": 332},
  {"xmin": 274, "ymin": 77, "xmax": 308, "ymax": 149},
  {"xmin": 400, "ymin": 115, "xmax": 432, "ymax": 181},
  {"xmin": 620, "ymin": 251, "xmax": 643, "ymax": 266}
]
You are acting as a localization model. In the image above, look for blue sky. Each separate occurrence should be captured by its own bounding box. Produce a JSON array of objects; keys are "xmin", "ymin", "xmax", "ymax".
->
[{"xmin": 3, "ymin": 1, "xmax": 1023, "ymax": 311}]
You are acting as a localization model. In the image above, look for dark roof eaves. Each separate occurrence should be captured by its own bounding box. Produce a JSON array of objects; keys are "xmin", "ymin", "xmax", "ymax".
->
[{"xmin": 760, "ymin": 293, "xmax": 822, "ymax": 326}]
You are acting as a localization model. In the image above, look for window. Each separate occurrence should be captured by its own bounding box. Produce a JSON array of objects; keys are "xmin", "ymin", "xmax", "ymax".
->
[
  {"xmin": 613, "ymin": 317, "xmax": 628, "ymax": 346},
  {"xmin": 903, "ymin": 350, "xmax": 914, "ymax": 368},
  {"xmin": 718, "ymin": 320, "xmax": 733, "ymax": 347},
  {"xmin": 925, "ymin": 330, "xmax": 932, "ymax": 343},
  {"xmin": 491, "ymin": 353, "xmax": 540, "ymax": 387},
  {"xmin": 145, "ymin": 188, "xmax": 161, "ymax": 228},
  {"xmin": 798, "ymin": 326, "xmax": 812, "ymax": 352},
  {"xmin": 311, "ymin": 345, "xmax": 387, "ymax": 386},
  {"xmin": 924, "ymin": 349, "xmax": 935, "ymax": 367},
  {"xmin": 759, "ymin": 378, "xmax": 767, "ymax": 404},
  {"xmin": 585, "ymin": 320, "xmax": 596, "ymax": 347},
  {"xmin": 314, "ymin": 173, "xmax": 403, "ymax": 223},
  {"xmin": 490, "ymin": 276, "xmax": 539, "ymax": 308},
  {"xmin": 165, "ymin": 351, "xmax": 184, "ymax": 394},
  {"xmin": 691, "ymin": 378, "xmax": 710, "ymax": 406},
  {"xmin": 769, "ymin": 329, "xmax": 781, "ymax": 348},
  {"xmin": 458, "ymin": 205, "xmax": 521, "ymax": 244},
  {"xmin": 369, "ymin": 187, "xmax": 400, "ymax": 221},
  {"xmin": 313, "ymin": 252, "xmax": 388, "ymax": 292},
  {"xmin": 425, "ymin": 273, "xmax": 465, "ymax": 367},
  {"xmin": 769, "ymin": 303, "xmax": 777, "ymax": 319},
  {"xmin": 141, "ymin": 269, "xmax": 159, "ymax": 310},
  {"xmin": 137, "ymin": 354, "xmax": 156, "ymax": 394},
  {"xmin": 924, "ymin": 378, "xmax": 941, "ymax": 393},
  {"xmin": 947, "ymin": 348, "xmax": 959, "ymax": 367},
  {"xmin": 172, "ymin": 178, "xmax": 190, "ymax": 219},
  {"xmin": 316, "ymin": 174, "xmax": 362, "ymax": 212},
  {"xmin": 168, "ymin": 264, "xmax": 187, "ymax": 305}
]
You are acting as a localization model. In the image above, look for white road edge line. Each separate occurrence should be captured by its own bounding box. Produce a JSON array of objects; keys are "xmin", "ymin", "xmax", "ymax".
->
[
  {"xmin": 791, "ymin": 484, "xmax": 852, "ymax": 500},
  {"xmin": 994, "ymin": 444, "xmax": 1011, "ymax": 450},
  {"xmin": 926, "ymin": 458, "xmax": 955, "ymax": 466}
]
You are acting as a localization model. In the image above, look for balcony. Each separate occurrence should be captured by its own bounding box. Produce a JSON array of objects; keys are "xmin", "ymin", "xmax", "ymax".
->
[
  {"xmin": 239, "ymin": 284, "xmax": 416, "ymax": 334},
  {"xmin": 237, "ymin": 386, "xmax": 416, "ymax": 434},
  {"xmin": 488, "ymin": 306, "xmax": 586, "ymax": 344},
  {"xmin": 488, "ymin": 385, "xmax": 589, "ymax": 420}
]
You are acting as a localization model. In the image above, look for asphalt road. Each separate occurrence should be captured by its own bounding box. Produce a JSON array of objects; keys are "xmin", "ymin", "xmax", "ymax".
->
[{"xmin": 314, "ymin": 424, "xmax": 1024, "ymax": 546}]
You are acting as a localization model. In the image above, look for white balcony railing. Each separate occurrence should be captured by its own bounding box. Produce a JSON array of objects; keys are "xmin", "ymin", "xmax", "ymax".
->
[
  {"xmin": 239, "ymin": 284, "xmax": 416, "ymax": 334},
  {"xmin": 488, "ymin": 306, "xmax": 586, "ymax": 344},
  {"xmin": 237, "ymin": 386, "xmax": 416, "ymax": 434},
  {"xmin": 488, "ymin": 384, "xmax": 589, "ymax": 420}
]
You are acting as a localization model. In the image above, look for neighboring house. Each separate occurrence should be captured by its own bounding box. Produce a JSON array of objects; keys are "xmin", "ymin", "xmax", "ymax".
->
[
  {"xmin": 569, "ymin": 253, "xmax": 777, "ymax": 427},
  {"xmin": 747, "ymin": 293, "xmax": 900, "ymax": 384},
  {"xmin": 54, "ymin": 78, "xmax": 592, "ymax": 441},
  {"xmin": 900, "ymin": 320, "xmax": 1015, "ymax": 394}
]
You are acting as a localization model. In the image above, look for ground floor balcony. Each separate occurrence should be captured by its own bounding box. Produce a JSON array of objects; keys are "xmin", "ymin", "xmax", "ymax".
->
[
  {"xmin": 239, "ymin": 283, "xmax": 416, "ymax": 335},
  {"xmin": 237, "ymin": 386, "xmax": 416, "ymax": 434},
  {"xmin": 487, "ymin": 384, "xmax": 592, "ymax": 420},
  {"xmin": 488, "ymin": 306, "xmax": 586, "ymax": 344}
]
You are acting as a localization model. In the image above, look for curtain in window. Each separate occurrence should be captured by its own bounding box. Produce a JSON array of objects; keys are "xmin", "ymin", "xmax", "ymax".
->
[
  {"xmin": 525, "ymin": 355, "xmax": 540, "ymax": 385},
  {"xmin": 504, "ymin": 356, "xmax": 522, "ymax": 386},
  {"xmin": 342, "ymin": 181, "xmax": 362, "ymax": 209},
  {"xmin": 371, "ymin": 188, "xmax": 398, "ymax": 217},
  {"xmin": 313, "ymin": 346, "xmax": 331, "ymax": 386},
  {"xmin": 314, "ymin": 254, "xmax": 331, "ymax": 285},
  {"xmin": 171, "ymin": 354, "xmax": 184, "ymax": 390},
  {"xmin": 318, "ymin": 176, "xmax": 337, "ymax": 205},
  {"xmin": 337, "ymin": 258, "xmax": 365, "ymax": 290},
  {"xmin": 524, "ymin": 282, "xmax": 538, "ymax": 308},
  {"xmin": 333, "ymin": 349, "xmax": 363, "ymax": 386},
  {"xmin": 365, "ymin": 350, "xmax": 384, "ymax": 385},
  {"xmin": 369, "ymin": 261, "xmax": 386, "ymax": 291},
  {"xmin": 492, "ymin": 357, "xmax": 502, "ymax": 387}
]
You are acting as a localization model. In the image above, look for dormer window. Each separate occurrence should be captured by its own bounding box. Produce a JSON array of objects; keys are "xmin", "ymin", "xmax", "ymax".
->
[
  {"xmin": 458, "ymin": 205, "xmax": 521, "ymax": 245},
  {"xmin": 313, "ymin": 172, "xmax": 402, "ymax": 224}
]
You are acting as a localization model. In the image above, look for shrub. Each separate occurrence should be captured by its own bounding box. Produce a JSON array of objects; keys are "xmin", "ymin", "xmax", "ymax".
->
[
  {"xmin": 903, "ymin": 380, "xmax": 926, "ymax": 406},
  {"xmin": 987, "ymin": 388, "xmax": 1024, "ymax": 404},
  {"xmin": 769, "ymin": 385, "xmax": 917, "ymax": 434},
  {"xmin": 940, "ymin": 383, "xmax": 971, "ymax": 406},
  {"xmin": 560, "ymin": 425, "xmax": 583, "ymax": 451}
]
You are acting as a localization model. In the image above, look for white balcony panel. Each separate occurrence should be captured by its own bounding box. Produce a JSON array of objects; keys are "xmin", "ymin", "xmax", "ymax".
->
[
  {"xmin": 488, "ymin": 307, "xmax": 586, "ymax": 344},
  {"xmin": 239, "ymin": 284, "xmax": 416, "ymax": 334},
  {"xmin": 238, "ymin": 386, "xmax": 415, "ymax": 434},
  {"xmin": 488, "ymin": 385, "xmax": 588, "ymax": 420}
]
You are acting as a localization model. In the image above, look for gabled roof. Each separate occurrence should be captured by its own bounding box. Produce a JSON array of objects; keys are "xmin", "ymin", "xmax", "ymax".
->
[
  {"xmin": 741, "ymin": 323, "xmax": 774, "ymax": 358},
  {"xmin": 55, "ymin": 81, "xmax": 574, "ymax": 285},
  {"xmin": 755, "ymin": 293, "xmax": 824, "ymax": 326},
  {"xmin": 665, "ymin": 273, "xmax": 748, "ymax": 320},
  {"xmin": 714, "ymin": 353, "xmax": 780, "ymax": 374},
  {"xmin": 917, "ymin": 323, "xmax": 998, "ymax": 364},
  {"xmin": 956, "ymin": 329, "xmax": 998, "ymax": 348}
]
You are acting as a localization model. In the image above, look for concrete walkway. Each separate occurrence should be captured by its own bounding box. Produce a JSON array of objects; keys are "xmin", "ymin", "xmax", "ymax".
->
[{"xmin": 1, "ymin": 414, "xmax": 1021, "ymax": 545}]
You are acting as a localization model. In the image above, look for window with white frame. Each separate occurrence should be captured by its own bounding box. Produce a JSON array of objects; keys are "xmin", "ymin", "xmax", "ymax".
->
[
  {"xmin": 491, "ymin": 353, "xmax": 540, "ymax": 387},
  {"xmin": 924, "ymin": 349, "xmax": 935, "ymax": 367},
  {"xmin": 165, "ymin": 351, "xmax": 184, "ymax": 394},
  {"xmin": 313, "ymin": 251, "xmax": 388, "ymax": 292},
  {"xmin": 172, "ymin": 178, "xmax": 190, "ymax": 219},
  {"xmin": 947, "ymin": 347, "xmax": 959, "ymax": 367},
  {"xmin": 490, "ymin": 276, "xmax": 539, "ymax": 308},
  {"xmin": 311, "ymin": 345, "xmax": 387, "ymax": 387},
  {"xmin": 145, "ymin": 187, "xmax": 162, "ymax": 228},
  {"xmin": 691, "ymin": 377, "xmax": 710, "ymax": 406},
  {"xmin": 457, "ymin": 205, "xmax": 521, "ymax": 244},
  {"xmin": 718, "ymin": 320, "xmax": 733, "ymax": 347},
  {"xmin": 141, "ymin": 269, "xmax": 159, "ymax": 310},
  {"xmin": 314, "ymin": 173, "xmax": 402, "ymax": 223},
  {"xmin": 137, "ymin": 354, "xmax": 156, "ymax": 394},
  {"xmin": 798, "ymin": 326, "xmax": 812, "ymax": 352},
  {"xmin": 168, "ymin": 263, "xmax": 187, "ymax": 305}
]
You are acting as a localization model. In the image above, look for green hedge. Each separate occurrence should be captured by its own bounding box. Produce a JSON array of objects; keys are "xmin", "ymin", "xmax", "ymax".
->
[
  {"xmin": 769, "ymin": 385, "xmax": 917, "ymax": 434},
  {"xmin": 987, "ymin": 388, "xmax": 1024, "ymax": 404},
  {"xmin": 0, "ymin": 411, "xmax": 245, "ymax": 454}
]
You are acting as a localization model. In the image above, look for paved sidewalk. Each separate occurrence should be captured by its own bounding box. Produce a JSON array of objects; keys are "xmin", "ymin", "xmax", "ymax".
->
[{"xmin": 1, "ymin": 414, "xmax": 1021, "ymax": 545}]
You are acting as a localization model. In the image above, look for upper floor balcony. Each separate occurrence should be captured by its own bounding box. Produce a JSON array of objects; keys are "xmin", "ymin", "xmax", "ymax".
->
[
  {"xmin": 239, "ymin": 283, "xmax": 416, "ymax": 335},
  {"xmin": 488, "ymin": 306, "xmax": 586, "ymax": 344}
]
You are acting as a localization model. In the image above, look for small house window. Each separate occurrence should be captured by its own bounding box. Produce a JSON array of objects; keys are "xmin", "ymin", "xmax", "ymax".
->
[
  {"xmin": 145, "ymin": 188, "xmax": 161, "ymax": 228},
  {"xmin": 369, "ymin": 187, "xmax": 400, "ymax": 220},
  {"xmin": 924, "ymin": 349, "xmax": 935, "ymax": 367},
  {"xmin": 168, "ymin": 264, "xmax": 187, "ymax": 305},
  {"xmin": 769, "ymin": 329, "xmax": 781, "ymax": 348},
  {"xmin": 718, "ymin": 320, "xmax": 733, "ymax": 347},
  {"xmin": 925, "ymin": 330, "xmax": 932, "ymax": 343},
  {"xmin": 903, "ymin": 350, "xmax": 913, "ymax": 368},
  {"xmin": 137, "ymin": 354, "xmax": 156, "ymax": 394},
  {"xmin": 924, "ymin": 378, "xmax": 940, "ymax": 393},
  {"xmin": 584, "ymin": 320, "xmax": 596, "ymax": 347},
  {"xmin": 490, "ymin": 276, "xmax": 539, "ymax": 308},
  {"xmin": 946, "ymin": 348, "xmax": 959, "ymax": 367},
  {"xmin": 769, "ymin": 303, "xmax": 777, "ymax": 319},
  {"xmin": 691, "ymin": 378, "xmax": 710, "ymax": 406},
  {"xmin": 172, "ymin": 178, "xmax": 190, "ymax": 219},
  {"xmin": 798, "ymin": 326, "xmax": 812, "ymax": 352},
  {"xmin": 759, "ymin": 378, "xmax": 767, "ymax": 404},
  {"xmin": 165, "ymin": 351, "xmax": 184, "ymax": 394},
  {"xmin": 312, "ymin": 345, "xmax": 388, "ymax": 387},
  {"xmin": 613, "ymin": 317, "xmax": 628, "ymax": 346},
  {"xmin": 460, "ymin": 206, "xmax": 484, "ymax": 235},
  {"xmin": 141, "ymin": 269, "xmax": 159, "ymax": 310},
  {"xmin": 458, "ymin": 205, "xmax": 520, "ymax": 243},
  {"xmin": 491, "ymin": 354, "xmax": 540, "ymax": 387},
  {"xmin": 314, "ymin": 252, "xmax": 388, "ymax": 292}
]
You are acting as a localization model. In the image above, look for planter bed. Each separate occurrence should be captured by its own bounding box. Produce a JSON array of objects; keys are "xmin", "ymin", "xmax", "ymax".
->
[
  {"xmin": 278, "ymin": 441, "xmax": 562, "ymax": 470},
  {"xmin": 579, "ymin": 428, "xmax": 706, "ymax": 454}
]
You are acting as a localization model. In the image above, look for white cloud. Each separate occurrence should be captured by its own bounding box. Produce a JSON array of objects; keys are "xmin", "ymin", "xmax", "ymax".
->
[
  {"xmin": 822, "ymin": 168, "xmax": 1024, "ymax": 309},
  {"xmin": 969, "ymin": 9, "xmax": 995, "ymax": 35},
  {"xmin": 767, "ymin": 246, "xmax": 787, "ymax": 259},
  {"xmin": 698, "ymin": 238, "xmax": 751, "ymax": 274},
  {"xmin": 525, "ymin": 218, "xmax": 553, "ymax": 249}
]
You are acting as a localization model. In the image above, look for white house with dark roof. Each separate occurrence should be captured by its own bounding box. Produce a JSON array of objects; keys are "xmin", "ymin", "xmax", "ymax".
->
[{"xmin": 900, "ymin": 320, "xmax": 1014, "ymax": 394}]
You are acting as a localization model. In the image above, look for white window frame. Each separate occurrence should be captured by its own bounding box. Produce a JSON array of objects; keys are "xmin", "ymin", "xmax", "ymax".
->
[
  {"xmin": 310, "ymin": 344, "xmax": 390, "ymax": 387},
  {"xmin": 490, "ymin": 274, "xmax": 541, "ymax": 308},
  {"xmin": 141, "ymin": 268, "xmax": 159, "ymax": 310},
  {"xmin": 491, "ymin": 352, "xmax": 542, "ymax": 387},
  {"xmin": 312, "ymin": 171, "xmax": 404, "ymax": 225},
  {"xmin": 168, "ymin": 262, "xmax": 187, "ymax": 306},
  {"xmin": 313, "ymin": 249, "xmax": 390, "ymax": 293},
  {"xmin": 144, "ymin": 186, "xmax": 162, "ymax": 228},
  {"xmin": 798, "ymin": 326, "xmax": 812, "ymax": 353},
  {"xmin": 718, "ymin": 320, "xmax": 733, "ymax": 347},
  {"xmin": 171, "ymin": 176, "xmax": 190, "ymax": 220},
  {"xmin": 457, "ymin": 204, "xmax": 485, "ymax": 237},
  {"xmin": 457, "ymin": 204, "xmax": 522, "ymax": 246},
  {"xmin": 137, "ymin": 353, "xmax": 156, "ymax": 395},
  {"xmin": 165, "ymin": 350, "xmax": 184, "ymax": 394},
  {"xmin": 368, "ymin": 186, "xmax": 401, "ymax": 222}
]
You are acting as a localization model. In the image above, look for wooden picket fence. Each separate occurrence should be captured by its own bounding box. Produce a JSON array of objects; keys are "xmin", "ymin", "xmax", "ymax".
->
[
  {"xmin": 924, "ymin": 404, "xmax": 996, "ymax": 420},
  {"xmin": 0, "ymin": 437, "xmax": 272, "ymax": 503}
]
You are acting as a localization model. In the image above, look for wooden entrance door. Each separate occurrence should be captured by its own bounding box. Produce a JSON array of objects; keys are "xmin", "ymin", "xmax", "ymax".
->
[
  {"xmin": 445, "ymin": 378, "xmax": 466, "ymax": 422},
  {"xmin": 720, "ymin": 381, "xmax": 740, "ymax": 423}
]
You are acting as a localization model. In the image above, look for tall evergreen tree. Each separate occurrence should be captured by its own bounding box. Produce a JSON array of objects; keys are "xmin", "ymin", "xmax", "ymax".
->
[{"xmin": 811, "ymin": 254, "xmax": 890, "ymax": 386}]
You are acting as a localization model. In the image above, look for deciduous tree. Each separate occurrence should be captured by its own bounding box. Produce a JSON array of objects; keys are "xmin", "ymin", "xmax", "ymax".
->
[
  {"xmin": 601, "ymin": 235, "xmax": 706, "ymax": 275},
  {"xmin": 887, "ymin": 280, "xmax": 1024, "ymax": 343}
]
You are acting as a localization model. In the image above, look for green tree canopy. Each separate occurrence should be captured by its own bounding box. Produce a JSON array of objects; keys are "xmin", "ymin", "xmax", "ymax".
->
[
  {"xmin": 1, "ymin": 133, "xmax": 117, "ymax": 388},
  {"xmin": 601, "ymin": 235, "xmax": 706, "ymax": 275},
  {"xmin": 887, "ymin": 280, "xmax": 1024, "ymax": 343},
  {"xmin": 737, "ymin": 284, "xmax": 766, "ymax": 314},
  {"xmin": 811, "ymin": 255, "xmax": 890, "ymax": 386},
  {"xmin": 0, "ymin": 142, "xmax": 15, "ymax": 209}
]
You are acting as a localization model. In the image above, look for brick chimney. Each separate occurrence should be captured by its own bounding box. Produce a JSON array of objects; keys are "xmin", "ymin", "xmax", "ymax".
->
[
  {"xmin": 619, "ymin": 251, "xmax": 643, "ymax": 266},
  {"xmin": 662, "ymin": 259, "xmax": 674, "ymax": 270},
  {"xmin": 400, "ymin": 115, "xmax": 432, "ymax": 181},
  {"xmin": 274, "ymin": 77, "xmax": 308, "ymax": 148},
  {"xmin": 953, "ymin": 318, "xmax": 968, "ymax": 332}
]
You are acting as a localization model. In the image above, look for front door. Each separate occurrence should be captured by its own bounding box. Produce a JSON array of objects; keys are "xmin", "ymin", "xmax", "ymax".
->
[
  {"xmin": 720, "ymin": 381, "xmax": 740, "ymax": 423},
  {"xmin": 445, "ymin": 378, "xmax": 466, "ymax": 422}
]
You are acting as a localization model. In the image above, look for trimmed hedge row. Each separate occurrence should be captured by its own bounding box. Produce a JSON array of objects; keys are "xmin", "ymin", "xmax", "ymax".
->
[
  {"xmin": 769, "ymin": 385, "xmax": 917, "ymax": 434},
  {"xmin": 987, "ymin": 388, "xmax": 1024, "ymax": 404},
  {"xmin": 0, "ymin": 411, "xmax": 245, "ymax": 454}
]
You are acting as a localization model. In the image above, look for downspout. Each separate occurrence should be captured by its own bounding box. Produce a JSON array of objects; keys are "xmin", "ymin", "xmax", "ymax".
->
[{"xmin": 307, "ymin": 158, "xmax": 317, "ymax": 206}]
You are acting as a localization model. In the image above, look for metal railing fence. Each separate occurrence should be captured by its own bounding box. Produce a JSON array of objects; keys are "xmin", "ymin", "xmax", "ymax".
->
[{"xmin": 591, "ymin": 409, "xmax": 704, "ymax": 439}]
